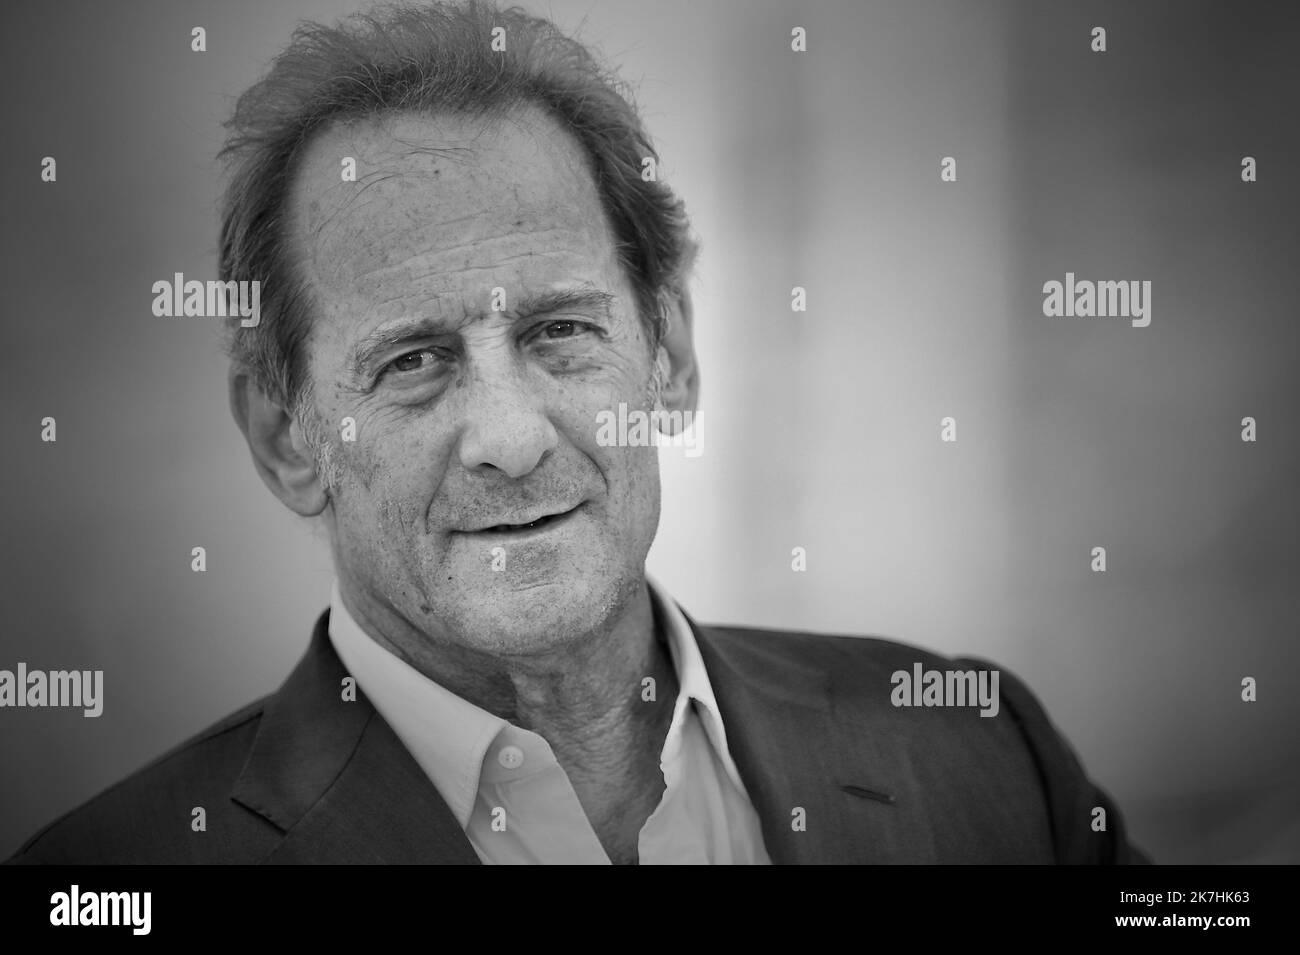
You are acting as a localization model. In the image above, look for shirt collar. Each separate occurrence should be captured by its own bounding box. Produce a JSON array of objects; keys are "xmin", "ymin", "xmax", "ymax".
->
[
  {"xmin": 327, "ymin": 574, "xmax": 748, "ymax": 829},
  {"xmin": 327, "ymin": 581, "xmax": 505, "ymax": 828}
]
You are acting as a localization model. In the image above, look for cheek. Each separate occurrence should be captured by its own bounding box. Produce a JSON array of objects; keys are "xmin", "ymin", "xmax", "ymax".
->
[
  {"xmin": 331, "ymin": 414, "xmax": 454, "ymax": 524},
  {"xmin": 334, "ymin": 472, "xmax": 426, "ymax": 553},
  {"xmin": 551, "ymin": 364, "xmax": 661, "ymax": 496},
  {"xmin": 551, "ymin": 351, "xmax": 657, "ymax": 437},
  {"xmin": 590, "ymin": 440, "xmax": 662, "ymax": 533}
]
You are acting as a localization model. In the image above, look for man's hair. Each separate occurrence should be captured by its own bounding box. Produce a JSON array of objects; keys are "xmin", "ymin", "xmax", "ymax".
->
[{"xmin": 218, "ymin": 0, "xmax": 698, "ymax": 432}]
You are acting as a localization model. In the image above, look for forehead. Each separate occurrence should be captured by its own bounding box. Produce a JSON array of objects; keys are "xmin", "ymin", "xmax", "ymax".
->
[{"xmin": 287, "ymin": 107, "xmax": 622, "ymax": 332}]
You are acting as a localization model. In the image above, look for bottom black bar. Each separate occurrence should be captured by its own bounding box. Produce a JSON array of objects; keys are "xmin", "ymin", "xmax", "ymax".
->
[{"xmin": 0, "ymin": 863, "xmax": 1285, "ymax": 941}]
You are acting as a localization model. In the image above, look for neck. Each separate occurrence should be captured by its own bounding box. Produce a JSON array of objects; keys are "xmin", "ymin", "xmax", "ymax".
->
[
  {"xmin": 337, "ymin": 576, "xmax": 678, "ymax": 752},
  {"xmin": 338, "ymin": 575, "xmax": 681, "ymax": 862}
]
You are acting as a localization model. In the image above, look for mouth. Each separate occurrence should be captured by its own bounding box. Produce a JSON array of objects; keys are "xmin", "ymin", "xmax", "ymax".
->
[{"xmin": 466, "ymin": 503, "xmax": 584, "ymax": 537}]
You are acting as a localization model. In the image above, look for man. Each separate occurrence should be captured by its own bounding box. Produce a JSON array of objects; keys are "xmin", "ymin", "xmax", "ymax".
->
[{"xmin": 8, "ymin": 0, "xmax": 1147, "ymax": 865}]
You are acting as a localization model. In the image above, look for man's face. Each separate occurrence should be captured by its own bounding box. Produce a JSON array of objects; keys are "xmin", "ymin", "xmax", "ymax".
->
[{"xmin": 288, "ymin": 108, "xmax": 663, "ymax": 656}]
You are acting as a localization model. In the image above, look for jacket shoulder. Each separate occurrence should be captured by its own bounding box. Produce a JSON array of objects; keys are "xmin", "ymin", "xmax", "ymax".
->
[
  {"xmin": 699, "ymin": 622, "xmax": 963, "ymax": 684},
  {"xmin": 6, "ymin": 696, "xmax": 282, "ymax": 865},
  {"xmin": 696, "ymin": 623, "xmax": 1150, "ymax": 864}
]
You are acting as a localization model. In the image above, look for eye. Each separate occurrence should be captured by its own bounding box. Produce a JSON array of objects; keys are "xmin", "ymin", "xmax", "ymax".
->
[
  {"xmin": 384, "ymin": 346, "xmax": 451, "ymax": 376},
  {"xmin": 532, "ymin": 319, "xmax": 602, "ymax": 344},
  {"xmin": 543, "ymin": 320, "xmax": 578, "ymax": 339},
  {"xmin": 390, "ymin": 350, "xmax": 429, "ymax": 373}
]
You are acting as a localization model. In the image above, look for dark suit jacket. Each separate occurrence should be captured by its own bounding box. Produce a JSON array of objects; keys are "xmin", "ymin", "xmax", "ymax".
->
[{"xmin": 7, "ymin": 609, "xmax": 1149, "ymax": 864}]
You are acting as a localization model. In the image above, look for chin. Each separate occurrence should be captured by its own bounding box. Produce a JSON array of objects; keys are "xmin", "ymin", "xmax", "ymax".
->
[{"xmin": 447, "ymin": 567, "xmax": 639, "ymax": 657}]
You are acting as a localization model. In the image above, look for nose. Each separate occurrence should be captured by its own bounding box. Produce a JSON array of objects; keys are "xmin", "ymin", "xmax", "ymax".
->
[{"xmin": 454, "ymin": 350, "xmax": 559, "ymax": 479}]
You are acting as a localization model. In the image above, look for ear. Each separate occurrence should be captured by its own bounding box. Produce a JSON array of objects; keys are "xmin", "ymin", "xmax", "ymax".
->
[
  {"xmin": 654, "ymin": 285, "xmax": 700, "ymax": 420},
  {"xmin": 228, "ymin": 366, "xmax": 329, "ymax": 517}
]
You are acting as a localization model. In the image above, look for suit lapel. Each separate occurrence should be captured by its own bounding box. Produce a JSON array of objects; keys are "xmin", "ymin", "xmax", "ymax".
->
[
  {"xmin": 688, "ymin": 614, "xmax": 840, "ymax": 863},
  {"xmin": 689, "ymin": 614, "xmax": 908, "ymax": 864},
  {"xmin": 231, "ymin": 611, "xmax": 479, "ymax": 864}
]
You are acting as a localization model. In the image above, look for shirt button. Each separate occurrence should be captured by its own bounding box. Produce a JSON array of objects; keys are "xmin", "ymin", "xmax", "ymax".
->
[{"xmin": 497, "ymin": 745, "xmax": 525, "ymax": 769}]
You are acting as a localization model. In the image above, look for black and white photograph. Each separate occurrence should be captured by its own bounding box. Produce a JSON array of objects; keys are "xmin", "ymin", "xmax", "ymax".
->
[{"xmin": 1, "ymin": 0, "xmax": 1296, "ymax": 923}]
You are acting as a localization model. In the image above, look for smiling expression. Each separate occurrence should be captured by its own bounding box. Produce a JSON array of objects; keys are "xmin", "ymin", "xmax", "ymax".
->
[{"xmin": 286, "ymin": 107, "xmax": 666, "ymax": 656}]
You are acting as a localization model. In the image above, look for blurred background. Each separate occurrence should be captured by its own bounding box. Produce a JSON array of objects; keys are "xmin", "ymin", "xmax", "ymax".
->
[{"xmin": 2, "ymin": 0, "xmax": 1296, "ymax": 862}]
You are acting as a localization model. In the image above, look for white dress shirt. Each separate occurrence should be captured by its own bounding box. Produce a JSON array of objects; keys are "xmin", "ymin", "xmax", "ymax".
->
[{"xmin": 327, "ymin": 575, "xmax": 771, "ymax": 865}]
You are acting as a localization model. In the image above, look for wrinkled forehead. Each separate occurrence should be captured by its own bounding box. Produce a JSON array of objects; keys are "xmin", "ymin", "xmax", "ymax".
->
[{"xmin": 286, "ymin": 106, "xmax": 616, "ymax": 298}]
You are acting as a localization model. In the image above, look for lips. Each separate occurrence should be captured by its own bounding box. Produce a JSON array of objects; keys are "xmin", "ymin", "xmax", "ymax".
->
[
  {"xmin": 465, "ymin": 504, "xmax": 581, "ymax": 534},
  {"xmin": 481, "ymin": 512, "xmax": 566, "ymax": 533}
]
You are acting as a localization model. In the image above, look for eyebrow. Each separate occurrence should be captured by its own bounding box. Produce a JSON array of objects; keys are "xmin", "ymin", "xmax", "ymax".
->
[{"xmin": 348, "ymin": 284, "xmax": 618, "ymax": 377}]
